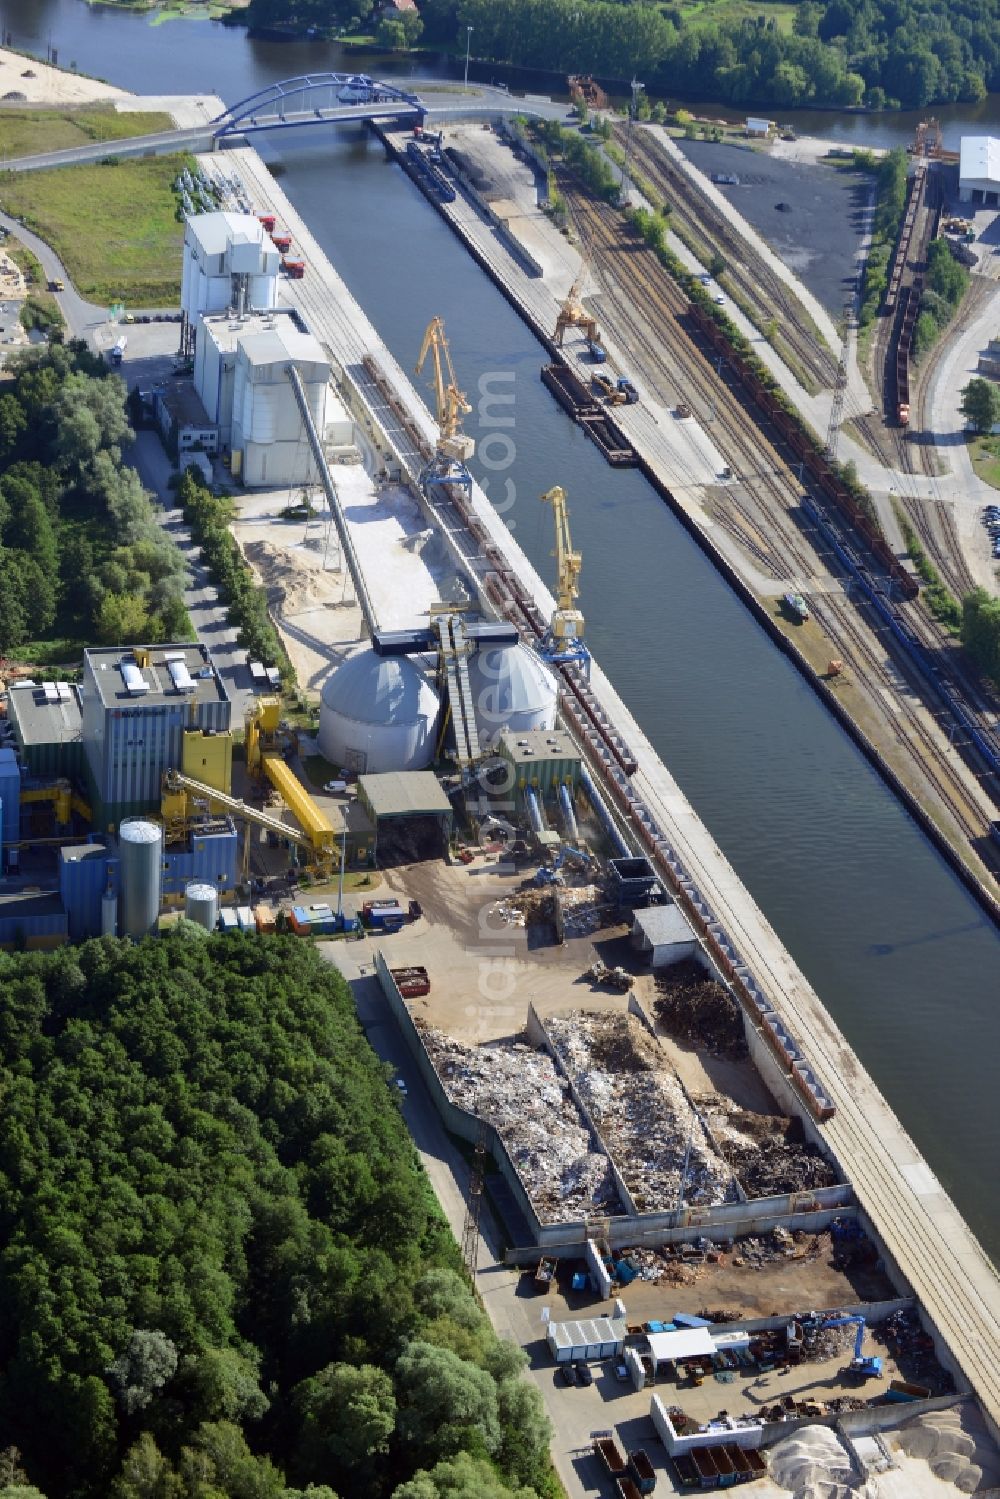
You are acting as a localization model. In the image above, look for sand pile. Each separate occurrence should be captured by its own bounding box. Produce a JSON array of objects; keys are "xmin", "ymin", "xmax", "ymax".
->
[
  {"xmin": 0, "ymin": 47, "xmax": 128, "ymax": 104},
  {"xmin": 768, "ymin": 1425, "xmax": 857, "ymax": 1499},
  {"xmin": 895, "ymin": 1405, "xmax": 1000, "ymax": 1493},
  {"xmin": 243, "ymin": 540, "xmax": 343, "ymax": 616}
]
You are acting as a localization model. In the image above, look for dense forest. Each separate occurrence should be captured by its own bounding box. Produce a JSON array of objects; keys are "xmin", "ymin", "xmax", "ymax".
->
[
  {"xmin": 0, "ymin": 934, "xmax": 553, "ymax": 1499},
  {"xmin": 244, "ymin": 0, "xmax": 1000, "ymax": 109},
  {"xmin": 0, "ymin": 342, "xmax": 188, "ymax": 656}
]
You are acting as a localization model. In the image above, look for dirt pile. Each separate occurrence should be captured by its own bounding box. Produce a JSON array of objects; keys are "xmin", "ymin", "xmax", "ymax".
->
[
  {"xmin": 704, "ymin": 1104, "xmax": 839, "ymax": 1198},
  {"xmin": 545, "ymin": 1011, "xmax": 735, "ymax": 1211},
  {"xmin": 417, "ymin": 1024, "xmax": 623, "ymax": 1222},
  {"xmin": 242, "ymin": 539, "xmax": 342, "ymax": 616},
  {"xmin": 653, "ymin": 958, "xmax": 747, "ymax": 1056}
]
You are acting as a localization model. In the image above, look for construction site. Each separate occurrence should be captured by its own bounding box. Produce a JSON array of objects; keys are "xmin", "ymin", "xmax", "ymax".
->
[{"xmin": 1, "ymin": 109, "xmax": 998, "ymax": 1495}]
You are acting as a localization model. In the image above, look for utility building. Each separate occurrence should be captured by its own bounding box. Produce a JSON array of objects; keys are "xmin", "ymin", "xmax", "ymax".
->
[
  {"xmin": 181, "ymin": 212, "xmax": 281, "ymax": 328},
  {"xmin": 959, "ymin": 136, "xmax": 1000, "ymax": 204},
  {"xmin": 80, "ymin": 644, "xmax": 231, "ymax": 832},
  {"xmin": 194, "ymin": 308, "xmax": 330, "ymax": 486}
]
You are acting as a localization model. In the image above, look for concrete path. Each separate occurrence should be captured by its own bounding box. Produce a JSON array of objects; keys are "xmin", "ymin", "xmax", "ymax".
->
[{"xmin": 212, "ymin": 143, "xmax": 1000, "ymax": 1440}]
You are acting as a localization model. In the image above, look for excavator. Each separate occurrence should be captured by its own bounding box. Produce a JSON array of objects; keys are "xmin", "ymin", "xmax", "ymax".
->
[
  {"xmin": 415, "ymin": 315, "xmax": 475, "ymax": 493},
  {"xmin": 553, "ymin": 266, "xmax": 602, "ymax": 357},
  {"xmin": 789, "ymin": 1312, "xmax": 883, "ymax": 1381},
  {"xmin": 539, "ymin": 485, "xmax": 588, "ymax": 667}
]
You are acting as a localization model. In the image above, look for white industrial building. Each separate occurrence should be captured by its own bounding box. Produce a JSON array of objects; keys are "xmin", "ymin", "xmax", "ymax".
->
[
  {"xmin": 631, "ymin": 902, "xmax": 697, "ymax": 967},
  {"xmin": 181, "ymin": 212, "xmax": 280, "ymax": 327},
  {"xmin": 958, "ymin": 137, "xmax": 1000, "ymax": 205},
  {"xmin": 193, "ymin": 308, "xmax": 330, "ymax": 486}
]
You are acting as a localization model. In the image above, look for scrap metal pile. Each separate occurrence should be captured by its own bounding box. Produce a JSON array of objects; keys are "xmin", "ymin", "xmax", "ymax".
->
[
  {"xmin": 653, "ymin": 959, "xmax": 748, "ymax": 1057},
  {"xmin": 701, "ymin": 1103, "xmax": 840, "ymax": 1198},
  {"xmin": 545, "ymin": 1012, "xmax": 735, "ymax": 1211},
  {"xmin": 416, "ymin": 1023, "xmax": 624, "ymax": 1221}
]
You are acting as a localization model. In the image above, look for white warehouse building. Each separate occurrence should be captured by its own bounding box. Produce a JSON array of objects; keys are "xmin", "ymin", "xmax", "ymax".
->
[
  {"xmin": 958, "ymin": 136, "xmax": 1000, "ymax": 205},
  {"xmin": 181, "ymin": 212, "xmax": 281, "ymax": 327},
  {"xmin": 194, "ymin": 308, "xmax": 330, "ymax": 486}
]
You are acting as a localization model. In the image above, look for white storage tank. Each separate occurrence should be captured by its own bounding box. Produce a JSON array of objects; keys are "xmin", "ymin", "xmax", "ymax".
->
[
  {"xmin": 184, "ymin": 882, "xmax": 219, "ymax": 932},
  {"xmin": 318, "ymin": 648, "xmax": 440, "ymax": 775},
  {"xmin": 119, "ymin": 819, "xmax": 163, "ymax": 940},
  {"xmin": 465, "ymin": 643, "xmax": 558, "ymax": 748}
]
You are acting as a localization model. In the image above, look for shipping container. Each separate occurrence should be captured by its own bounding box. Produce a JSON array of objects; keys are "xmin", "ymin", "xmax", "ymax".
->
[
  {"xmin": 218, "ymin": 907, "xmax": 239, "ymax": 932},
  {"xmin": 254, "ymin": 903, "xmax": 277, "ymax": 933}
]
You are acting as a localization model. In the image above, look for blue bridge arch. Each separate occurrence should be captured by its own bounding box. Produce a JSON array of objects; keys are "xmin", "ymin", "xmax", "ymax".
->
[{"xmin": 212, "ymin": 74, "xmax": 425, "ymax": 138}]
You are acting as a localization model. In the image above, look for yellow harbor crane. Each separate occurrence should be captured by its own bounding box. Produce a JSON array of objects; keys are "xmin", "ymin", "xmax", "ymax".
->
[
  {"xmin": 540, "ymin": 485, "xmax": 587, "ymax": 664},
  {"xmin": 415, "ymin": 316, "xmax": 475, "ymax": 487},
  {"xmin": 553, "ymin": 266, "xmax": 600, "ymax": 350}
]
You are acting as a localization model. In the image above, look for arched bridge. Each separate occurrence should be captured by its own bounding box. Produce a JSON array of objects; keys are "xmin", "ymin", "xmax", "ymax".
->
[{"xmin": 212, "ymin": 74, "xmax": 425, "ymax": 138}]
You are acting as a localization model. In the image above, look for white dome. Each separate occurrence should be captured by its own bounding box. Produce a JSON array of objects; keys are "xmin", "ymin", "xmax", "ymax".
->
[
  {"xmin": 465, "ymin": 643, "xmax": 557, "ymax": 747},
  {"xmin": 318, "ymin": 649, "xmax": 440, "ymax": 774}
]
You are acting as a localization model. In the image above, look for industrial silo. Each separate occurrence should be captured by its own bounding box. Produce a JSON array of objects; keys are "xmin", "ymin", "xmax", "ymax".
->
[
  {"xmin": 184, "ymin": 882, "xmax": 219, "ymax": 932},
  {"xmin": 118, "ymin": 819, "xmax": 163, "ymax": 940},
  {"xmin": 318, "ymin": 648, "xmax": 441, "ymax": 775},
  {"xmin": 465, "ymin": 642, "xmax": 558, "ymax": 749},
  {"xmin": 101, "ymin": 891, "xmax": 118, "ymax": 938}
]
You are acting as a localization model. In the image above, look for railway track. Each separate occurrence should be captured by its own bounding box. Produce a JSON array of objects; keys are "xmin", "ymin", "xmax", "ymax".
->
[
  {"xmin": 562, "ymin": 181, "xmax": 1000, "ymax": 872},
  {"xmin": 614, "ymin": 125, "xmax": 838, "ymax": 394}
]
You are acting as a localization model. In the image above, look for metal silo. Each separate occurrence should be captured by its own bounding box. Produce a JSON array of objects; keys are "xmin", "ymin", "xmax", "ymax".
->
[
  {"xmin": 118, "ymin": 819, "xmax": 163, "ymax": 940},
  {"xmin": 184, "ymin": 881, "xmax": 219, "ymax": 932}
]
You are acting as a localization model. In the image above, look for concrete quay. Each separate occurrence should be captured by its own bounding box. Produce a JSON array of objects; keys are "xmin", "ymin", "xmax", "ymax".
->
[{"xmin": 202, "ymin": 144, "xmax": 1000, "ymax": 1438}]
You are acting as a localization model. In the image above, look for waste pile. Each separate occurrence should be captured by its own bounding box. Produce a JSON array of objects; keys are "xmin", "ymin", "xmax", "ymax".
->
[
  {"xmin": 701, "ymin": 1103, "xmax": 839, "ymax": 1198},
  {"xmin": 729, "ymin": 1226, "xmax": 824, "ymax": 1268},
  {"xmin": 493, "ymin": 889, "xmax": 554, "ymax": 928},
  {"xmin": 545, "ymin": 1012, "xmax": 734, "ymax": 1211},
  {"xmin": 894, "ymin": 1403, "xmax": 1000, "ymax": 1492},
  {"xmin": 653, "ymin": 958, "xmax": 747, "ymax": 1056},
  {"xmin": 878, "ymin": 1305, "xmax": 952, "ymax": 1393},
  {"xmin": 768, "ymin": 1424, "xmax": 858, "ymax": 1499},
  {"xmin": 416, "ymin": 1023, "xmax": 624, "ymax": 1221},
  {"xmin": 559, "ymin": 883, "xmax": 608, "ymax": 937}
]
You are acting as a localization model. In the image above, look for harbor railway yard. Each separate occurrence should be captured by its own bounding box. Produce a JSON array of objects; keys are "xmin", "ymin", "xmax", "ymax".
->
[{"xmin": 1, "ymin": 77, "xmax": 1000, "ymax": 1499}]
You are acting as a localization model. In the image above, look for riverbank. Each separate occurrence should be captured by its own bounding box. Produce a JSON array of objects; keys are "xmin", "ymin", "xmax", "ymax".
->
[{"xmin": 0, "ymin": 45, "xmax": 127, "ymax": 103}]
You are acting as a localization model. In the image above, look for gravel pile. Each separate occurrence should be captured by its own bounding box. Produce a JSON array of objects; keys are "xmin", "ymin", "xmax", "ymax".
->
[
  {"xmin": 896, "ymin": 1405, "xmax": 1000, "ymax": 1493},
  {"xmin": 768, "ymin": 1425, "xmax": 857, "ymax": 1499},
  {"xmin": 417, "ymin": 1024, "xmax": 624, "ymax": 1222},
  {"xmin": 545, "ymin": 1012, "xmax": 735, "ymax": 1211}
]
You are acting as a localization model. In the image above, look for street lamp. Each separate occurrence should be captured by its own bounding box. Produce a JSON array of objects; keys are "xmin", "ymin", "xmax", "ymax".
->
[
  {"xmin": 620, "ymin": 77, "xmax": 644, "ymax": 207},
  {"xmin": 464, "ymin": 26, "xmax": 473, "ymax": 91}
]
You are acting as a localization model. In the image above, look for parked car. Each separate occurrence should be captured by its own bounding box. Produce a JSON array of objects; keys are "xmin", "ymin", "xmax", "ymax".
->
[
  {"xmin": 574, "ymin": 1363, "xmax": 593, "ymax": 1387},
  {"xmin": 555, "ymin": 1364, "xmax": 574, "ymax": 1387}
]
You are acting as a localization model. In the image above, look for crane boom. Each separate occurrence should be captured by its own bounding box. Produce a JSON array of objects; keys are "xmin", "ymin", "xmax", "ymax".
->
[
  {"xmin": 415, "ymin": 316, "xmax": 474, "ymax": 463},
  {"xmin": 541, "ymin": 486, "xmax": 585, "ymax": 656}
]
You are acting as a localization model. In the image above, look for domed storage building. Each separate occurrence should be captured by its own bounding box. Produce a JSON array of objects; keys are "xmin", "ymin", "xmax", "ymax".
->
[
  {"xmin": 465, "ymin": 642, "xmax": 558, "ymax": 749},
  {"xmin": 318, "ymin": 649, "xmax": 441, "ymax": 775}
]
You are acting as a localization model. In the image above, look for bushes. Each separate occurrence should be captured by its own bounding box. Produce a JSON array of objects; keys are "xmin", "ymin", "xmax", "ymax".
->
[
  {"xmin": 858, "ymin": 148, "xmax": 908, "ymax": 325},
  {"xmin": 178, "ymin": 468, "xmax": 294, "ymax": 682},
  {"xmin": 911, "ymin": 239, "xmax": 969, "ymax": 361}
]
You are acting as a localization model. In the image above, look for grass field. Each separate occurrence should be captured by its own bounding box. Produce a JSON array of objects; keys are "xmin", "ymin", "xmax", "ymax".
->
[
  {"xmin": 0, "ymin": 154, "xmax": 189, "ymax": 306},
  {"xmin": 969, "ymin": 434, "xmax": 1000, "ymax": 491},
  {"xmin": 675, "ymin": 0, "xmax": 798, "ymax": 31},
  {"xmin": 0, "ymin": 105, "xmax": 174, "ymax": 162}
]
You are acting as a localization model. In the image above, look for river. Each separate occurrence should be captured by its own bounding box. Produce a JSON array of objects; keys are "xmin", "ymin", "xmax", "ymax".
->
[{"xmin": 6, "ymin": 0, "xmax": 1000, "ymax": 1264}]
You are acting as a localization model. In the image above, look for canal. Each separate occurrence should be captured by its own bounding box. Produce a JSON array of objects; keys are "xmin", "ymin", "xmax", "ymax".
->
[{"xmin": 5, "ymin": 0, "xmax": 1000, "ymax": 1263}]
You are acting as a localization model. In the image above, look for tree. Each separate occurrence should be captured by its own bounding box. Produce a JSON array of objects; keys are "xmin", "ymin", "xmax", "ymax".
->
[
  {"xmin": 960, "ymin": 377, "xmax": 1000, "ymax": 433},
  {"xmin": 961, "ymin": 587, "xmax": 1000, "ymax": 684},
  {"xmin": 293, "ymin": 1362, "xmax": 395, "ymax": 1478},
  {"xmin": 395, "ymin": 1342, "xmax": 501, "ymax": 1462},
  {"xmin": 96, "ymin": 591, "xmax": 149, "ymax": 644},
  {"xmin": 495, "ymin": 1377, "xmax": 551, "ymax": 1489},
  {"xmin": 111, "ymin": 1435, "xmax": 183, "ymax": 1499},
  {"xmin": 182, "ymin": 1348, "xmax": 269, "ymax": 1425},
  {"xmin": 391, "ymin": 1452, "xmax": 537, "ymax": 1499},
  {"xmin": 107, "ymin": 1330, "xmax": 178, "ymax": 1415}
]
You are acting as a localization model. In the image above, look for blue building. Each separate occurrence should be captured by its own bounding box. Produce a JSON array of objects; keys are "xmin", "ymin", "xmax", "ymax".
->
[
  {"xmin": 0, "ymin": 746, "xmax": 20, "ymax": 860},
  {"xmin": 81, "ymin": 644, "xmax": 231, "ymax": 832}
]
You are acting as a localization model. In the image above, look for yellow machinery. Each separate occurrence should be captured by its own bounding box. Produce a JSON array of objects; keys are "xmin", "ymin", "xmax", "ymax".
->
[
  {"xmin": 163, "ymin": 695, "xmax": 338, "ymax": 873},
  {"xmin": 554, "ymin": 268, "xmax": 599, "ymax": 348},
  {"xmin": 541, "ymin": 486, "xmax": 585, "ymax": 658},
  {"xmin": 415, "ymin": 316, "xmax": 475, "ymax": 486},
  {"xmin": 20, "ymin": 778, "xmax": 74, "ymax": 827}
]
